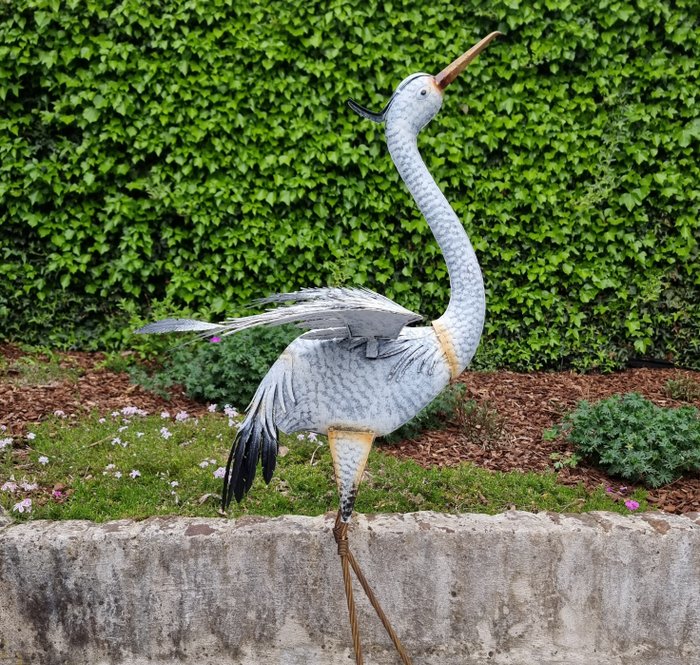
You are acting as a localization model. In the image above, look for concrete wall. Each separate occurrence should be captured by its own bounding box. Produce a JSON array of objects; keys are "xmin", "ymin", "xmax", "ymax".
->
[{"xmin": 0, "ymin": 511, "xmax": 698, "ymax": 665}]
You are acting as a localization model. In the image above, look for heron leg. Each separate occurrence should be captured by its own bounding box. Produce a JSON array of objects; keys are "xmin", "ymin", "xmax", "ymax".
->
[
  {"xmin": 328, "ymin": 428, "xmax": 374, "ymax": 523},
  {"xmin": 328, "ymin": 428, "xmax": 414, "ymax": 665}
]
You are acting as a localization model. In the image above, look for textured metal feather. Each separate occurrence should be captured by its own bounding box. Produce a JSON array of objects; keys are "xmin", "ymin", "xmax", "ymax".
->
[
  {"xmin": 222, "ymin": 359, "xmax": 294, "ymax": 507},
  {"xmin": 216, "ymin": 287, "xmax": 422, "ymax": 342},
  {"xmin": 134, "ymin": 318, "xmax": 222, "ymax": 335}
]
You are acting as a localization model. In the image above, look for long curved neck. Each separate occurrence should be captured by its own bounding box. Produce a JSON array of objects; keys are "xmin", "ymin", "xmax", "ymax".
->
[{"xmin": 386, "ymin": 122, "xmax": 485, "ymax": 373}]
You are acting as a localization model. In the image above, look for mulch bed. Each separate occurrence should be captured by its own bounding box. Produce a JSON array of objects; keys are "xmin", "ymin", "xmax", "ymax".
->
[{"xmin": 1, "ymin": 344, "xmax": 699, "ymax": 514}]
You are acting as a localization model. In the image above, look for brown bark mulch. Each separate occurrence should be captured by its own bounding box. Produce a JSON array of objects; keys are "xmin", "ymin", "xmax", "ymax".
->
[{"xmin": 1, "ymin": 344, "xmax": 699, "ymax": 514}]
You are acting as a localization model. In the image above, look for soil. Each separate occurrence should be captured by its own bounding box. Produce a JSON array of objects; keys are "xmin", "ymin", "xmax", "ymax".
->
[{"xmin": 1, "ymin": 343, "xmax": 699, "ymax": 515}]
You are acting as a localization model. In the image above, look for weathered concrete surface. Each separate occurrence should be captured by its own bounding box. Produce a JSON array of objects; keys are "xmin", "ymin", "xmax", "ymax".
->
[{"xmin": 0, "ymin": 511, "xmax": 698, "ymax": 665}]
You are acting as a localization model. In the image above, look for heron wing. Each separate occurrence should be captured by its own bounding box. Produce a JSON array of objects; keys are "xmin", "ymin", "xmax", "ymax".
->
[
  {"xmin": 255, "ymin": 287, "xmax": 422, "ymax": 341},
  {"xmin": 135, "ymin": 287, "xmax": 422, "ymax": 345}
]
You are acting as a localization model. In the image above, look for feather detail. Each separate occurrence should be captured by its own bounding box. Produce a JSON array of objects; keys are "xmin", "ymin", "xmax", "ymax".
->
[
  {"xmin": 218, "ymin": 287, "xmax": 422, "ymax": 341},
  {"xmin": 134, "ymin": 318, "xmax": 222, "ymax": 335},
  {"xmin": 134, "ymin": 287, "xmax": 422, "ymax": 349},
  {"xmin": 221, "ymin": 358, "xmax": 293, "ymax": 508}
]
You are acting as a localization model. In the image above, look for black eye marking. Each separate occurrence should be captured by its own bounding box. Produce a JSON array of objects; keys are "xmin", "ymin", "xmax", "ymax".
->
[{"xmin": 420, "ymin": 89, "xmax": 427, "ymax": 96}]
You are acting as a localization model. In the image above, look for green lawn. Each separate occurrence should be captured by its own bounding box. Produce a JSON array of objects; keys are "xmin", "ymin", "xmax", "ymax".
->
[{"xmin": 0, "ymin": 409, "xmax": 647, "ymax": 521}]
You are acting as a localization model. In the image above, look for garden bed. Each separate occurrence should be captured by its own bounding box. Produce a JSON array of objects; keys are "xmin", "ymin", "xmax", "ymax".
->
[{"xmin": 1, "ymin": 343, "xmax": 699, "ymax": 515}]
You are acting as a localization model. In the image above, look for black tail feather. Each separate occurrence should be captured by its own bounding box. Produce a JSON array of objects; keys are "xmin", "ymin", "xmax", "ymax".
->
[{"xmin": 221, "ymin": 417, "xmax": 279, "ymax": 510}]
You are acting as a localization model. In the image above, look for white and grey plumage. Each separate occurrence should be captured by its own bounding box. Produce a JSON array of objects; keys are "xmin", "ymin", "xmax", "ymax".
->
[{"xmin": 136, "ymin": 33, "xmax": 500, "ymax": 511}]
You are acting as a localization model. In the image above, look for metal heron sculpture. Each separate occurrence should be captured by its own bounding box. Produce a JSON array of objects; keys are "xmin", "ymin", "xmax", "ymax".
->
[{"xmin": 137, "ymin": 31, "xmax": 500, "ymax": 665}]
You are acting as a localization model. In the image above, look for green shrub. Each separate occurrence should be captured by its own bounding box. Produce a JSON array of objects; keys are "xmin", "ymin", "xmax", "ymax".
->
[
  {"xmin": 663, "ymin": 377, "xmax": 700, "ymax": 402},
  {"xmin": 561, "ymin": 393, "xmax": 700, "ymax": 488},
  {"xmin": 131, "ymin": 325, "xmax": 298, "ymax": 407},
  {"xmin": 1, "ymin": 0, "xmax": 698, "ymax": 370},
  {"xmin": 455, "ymin": 399, "xmax": 507, "ymax": 449}
]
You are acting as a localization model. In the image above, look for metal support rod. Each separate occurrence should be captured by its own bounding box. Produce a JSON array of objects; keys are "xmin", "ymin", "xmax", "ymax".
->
[{"xmin": 333, "ymin": 510, "xmax": 414, "ymax": 665}]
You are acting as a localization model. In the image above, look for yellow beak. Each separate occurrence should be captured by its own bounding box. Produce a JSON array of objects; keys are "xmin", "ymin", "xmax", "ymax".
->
[{"xmin": 435, "ymin": 31, "xmax": 502, "ymax": 90}]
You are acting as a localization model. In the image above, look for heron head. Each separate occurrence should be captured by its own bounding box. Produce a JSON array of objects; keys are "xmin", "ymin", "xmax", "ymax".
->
[{"xmin": 348, "ymin": 31, "xmax": 501, "ymax": 131}]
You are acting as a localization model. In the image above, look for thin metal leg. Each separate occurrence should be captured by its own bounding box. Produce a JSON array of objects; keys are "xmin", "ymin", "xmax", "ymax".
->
[{"xmin": 328, "ymin": 429, "xmax": 413, "ymax": 665}]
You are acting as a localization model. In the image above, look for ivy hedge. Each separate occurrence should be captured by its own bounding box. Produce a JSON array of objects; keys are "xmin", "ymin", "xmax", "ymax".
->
[{"xmin": 1, "ymin": 0, "xmax": 698, "ymax": 369}]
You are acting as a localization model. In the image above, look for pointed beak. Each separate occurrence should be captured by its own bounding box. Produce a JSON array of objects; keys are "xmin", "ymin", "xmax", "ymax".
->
[{"xmin": 434, "ymin": 31, "xmax": 502, "ymax": 90}]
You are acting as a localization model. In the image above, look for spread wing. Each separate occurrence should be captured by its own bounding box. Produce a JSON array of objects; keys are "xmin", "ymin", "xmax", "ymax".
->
[{"xmin": 135, "ymin": 287, "xmax": 423, "ymax": 345}]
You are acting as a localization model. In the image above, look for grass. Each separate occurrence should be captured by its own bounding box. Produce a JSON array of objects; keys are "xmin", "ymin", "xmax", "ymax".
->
[
  {"xmin": 0, "ymin": 408, "xmax": 648, "ymax": 521},
  {"xmin": 0, "ymin": 350, "xmax": 83, "ymax": 386}
]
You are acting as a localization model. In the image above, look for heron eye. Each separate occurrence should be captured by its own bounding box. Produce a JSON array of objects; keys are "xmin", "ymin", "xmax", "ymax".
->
[{"xmin": 420, "ymin": 89, "xmax": 427, "ymax": 96}]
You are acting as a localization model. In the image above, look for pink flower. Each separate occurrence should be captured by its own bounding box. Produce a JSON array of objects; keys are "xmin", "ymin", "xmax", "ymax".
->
[
  {"xmin": 209, "ymin": 336, "xmax": 222, "ymax": 343},
  {"xmin": 52, "ymin": 490, "xmax": 63, "ymax": 499},
  {"xmin": 624, "ymin": 500, "xmax": 640, "ymax": 511}
]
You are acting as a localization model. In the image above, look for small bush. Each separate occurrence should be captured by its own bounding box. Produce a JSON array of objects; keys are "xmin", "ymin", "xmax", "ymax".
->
[
  {"xmin": 561, "ymin": 393, "xmax": 700, "ymax": 488},
  {"xmin": 131, "ymin": 326, "xmax": 299, "ymax": 408},
  {"xmin": 663, "ymin": 377, "xmax": 700, "ymax": 402},
  {"xmin": 455, "ymin": 400, "xmax": 507, "ymax": 449}
]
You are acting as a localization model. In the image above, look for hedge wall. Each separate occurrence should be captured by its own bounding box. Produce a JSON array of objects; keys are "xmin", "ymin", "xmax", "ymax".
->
[{"xmin": 1, "ymin": 0, "xmax": 698, "ymax": 369}]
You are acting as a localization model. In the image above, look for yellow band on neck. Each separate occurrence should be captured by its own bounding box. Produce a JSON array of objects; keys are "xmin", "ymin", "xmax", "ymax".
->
[{"xmin": 432, "ymin": 320, "xmax": 461, "ymax": 380}]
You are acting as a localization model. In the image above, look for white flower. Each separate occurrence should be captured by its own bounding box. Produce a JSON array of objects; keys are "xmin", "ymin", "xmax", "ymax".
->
[
  {"xmin": 129, "ymin": 469, "xmax": 141, "ymax": 479},
  {"xmin": 213, "ymin": 466, "xmax": 226, "ymax": 479},
  {"xmin": 111, "ymin": 411, "xmax": 120, "ymax": 418},
  {"xmin": 53, "ymin": 410, "xmax": 66, "ymax": 418},
  {"xmin": 160, "ymin": 427, "xmax": 172, "ymax": 440},
  {"xmin": 111, "ymin": 437, "xmax": 122, "ymax": 446},
  {"xmin": 114, "ymin": 471, "xmax": 122, "ymax": 479},
  {"xmin": 307, "ymin": 432, "xmax": 319, "ymax": 442},
  {"xmin": 297, "ymin": 433, "xmax": 305, "ymax": 441},
  {"xmin": 170, "ymin": 481, "xmax": 179, "ymax": 488},
  {"xmin": 224, "ymin": 404, "xmax": 239, "ymax": 418},
  {"xmin": 20, "ymin": 481, "xmax": 38, "ymax": 491},
  {"xmin": 26, "ymin": 432, "xmax": 36, "ymax": 441},
  {"xmin": 1, "ymin": 481, "xmax": 18, "ymax": 493},
  {"xmin": 118, "ymin": 425, "xmax": 128, "ymax": 433},
  {"xmin": 0, "ymin": 437, "xmax": 12, "ymax": 449},
  {"xmin": 198, "ymin": 460, "xmax": 210, "ymax": 468},
  {"xmin": 136, "ymin": 432, "xmax": 144, "ymax": 438},
  {"xmin": 98, "ymin": 417, "xmax": 106, "ymax": 424},
  {"xmin": 175, "ymin": 411, "xmax": 189, "ymax": 422},
  {"xmin": 38, "ymin": 456, "xmax": 49, "ymax": 465},
  {"xmin": 160, "ymin": 411, "xmax": 170, "ymax": 419},
  {"xmin": 207, "ymin": 404, "xmax": 217, "ymax": 413},
  {"xmin": 105, "ymin": 463, "xmax": 116, "ymax": 471},
  {"xmin": 12, "ymin": 498, "xmax": 32, "ymax": 513},
  {"xmin": 121, "ymin": 406, "xmax": 147, "ymax": 417}
]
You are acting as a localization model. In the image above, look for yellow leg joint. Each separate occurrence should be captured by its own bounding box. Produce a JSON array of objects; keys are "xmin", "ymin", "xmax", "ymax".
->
[
  {"xmin": 432, "ymin": 320, "xmax": 461, "ymax": 380},
  {"xmin": 328, "ymin": 429, "xmax": 375, "ymax": 523}
]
